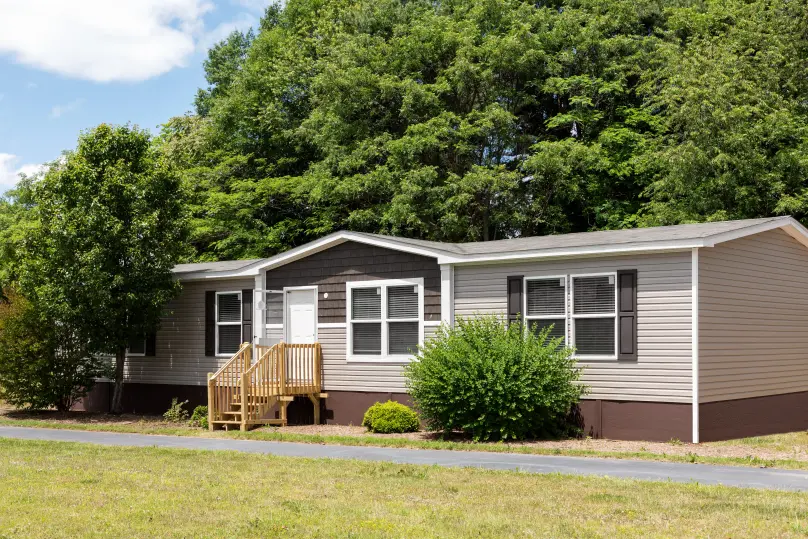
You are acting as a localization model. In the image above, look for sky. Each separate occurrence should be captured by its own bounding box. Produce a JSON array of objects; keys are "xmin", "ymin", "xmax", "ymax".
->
[{"xmin": 0, "ymin": 0, "xmax": 271, "ymax": 193}]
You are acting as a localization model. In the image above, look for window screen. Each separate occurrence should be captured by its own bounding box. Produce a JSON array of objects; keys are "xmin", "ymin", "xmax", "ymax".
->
[
  {"xmin": 389, "ymin": 321, "xmax": 418, "ymax": 354},
  {"xmin": 218, "ymin": 325, "xmax": 242, "ymax": 354},
  {"xmin": 352, "ymin": 323, "xmax": 382, "ymax": 354},
  {"xmin": 388, "ymin": 285, "xmax": 418, "ymax": 319},
  {"xmin": 573, "ymin": 276, "xmax": 615, "ymax": 314},
  {"xmin": 574, "ymin": 318, "xmax": 615, "ymax": 355},
  {"xmin": 352, "ymin": 287, "xmax": 381, "ymax": 319},
  {"xmin": 217, "ymin": 293, "xmax": 241, "ymax": 322},
  {"xmin": 529, "ymin": 319, "xmax": 566, "ymax": 343},
  {"xmin": 526, "ymin": 278, "xmax": 565, "ymax": 316}
]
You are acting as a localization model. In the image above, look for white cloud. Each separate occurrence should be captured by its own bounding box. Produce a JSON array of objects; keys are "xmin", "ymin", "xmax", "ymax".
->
[
  {"xmin": 0, "ymin": 154, "xmax": 45, "ymax": 194},
  {"xmin": 199, "ymin": 12, "xmax": 259, "ymax": 52},
  {"xmin": 50, "ymin": 98, "xmax": 85, "ymax": 119},
  {"xmin": 0, "ymin": 1, "xmax": 216, "ymax": 83}
]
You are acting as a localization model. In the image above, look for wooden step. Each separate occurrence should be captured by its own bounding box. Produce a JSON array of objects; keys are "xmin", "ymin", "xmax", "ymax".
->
[{"xmin": 211, "ymin": 420, "xmax": 241, "ymax": 425}]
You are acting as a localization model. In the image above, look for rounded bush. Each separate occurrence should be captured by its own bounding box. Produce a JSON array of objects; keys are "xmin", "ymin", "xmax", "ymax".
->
[
  {"xmin": 362, "ymin": 401, "xmax": 420, "ymax": 433},
  {"xmin": 405, "ymin": 315, "xmax": 585, "ymax": 441}
]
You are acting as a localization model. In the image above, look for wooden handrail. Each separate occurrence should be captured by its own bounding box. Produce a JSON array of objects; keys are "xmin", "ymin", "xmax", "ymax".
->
[{"xmin": 207, "ymin": 342, "xmax": 252, "ymax": 429}]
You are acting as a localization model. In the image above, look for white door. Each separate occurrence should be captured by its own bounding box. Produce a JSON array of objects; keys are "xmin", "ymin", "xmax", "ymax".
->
[{"xmin": 286, "ymin": 289, "xmax": 316, "ymax": 344}]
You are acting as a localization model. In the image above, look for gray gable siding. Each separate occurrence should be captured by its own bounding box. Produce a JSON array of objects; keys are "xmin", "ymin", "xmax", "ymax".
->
[
  {"xmin": 264, "ymin": 241, "xmax": 441, "ymax": 323},
  {"xmin": 699, "ymin": 228, "xmax": 808, "ymax": 402}
]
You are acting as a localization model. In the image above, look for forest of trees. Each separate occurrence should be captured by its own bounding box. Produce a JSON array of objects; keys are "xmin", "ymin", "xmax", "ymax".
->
[{"xmin": 12, "ymin": 0, "xmax": 808, "ymax": 262}]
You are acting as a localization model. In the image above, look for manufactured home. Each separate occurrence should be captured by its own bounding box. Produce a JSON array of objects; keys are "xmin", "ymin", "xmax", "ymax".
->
[{"xmin": 82, "ymin": 216, "xmax": 808, "ymax": 442}]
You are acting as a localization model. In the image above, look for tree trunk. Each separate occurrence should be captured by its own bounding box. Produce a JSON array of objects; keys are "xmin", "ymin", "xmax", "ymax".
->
[{"xmin": 110, "ymin": 346, "xmax": 126, "ymax": 414}]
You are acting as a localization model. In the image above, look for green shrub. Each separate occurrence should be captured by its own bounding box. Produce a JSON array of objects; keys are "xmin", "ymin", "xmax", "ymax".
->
[
  {"xmin": 189, "ymin": 405, "xmax": 208, "ymax": 429},
  {"xmin": 362, "ymin": 401, "xmax": 420, "ymax": 434},
  {"xmin": 163, "ymin": 398, "xmax": 189, "ymax": 422},
  {"xmin": 405, "ymin": 315, "xmax": 585, "ymax": 441}
]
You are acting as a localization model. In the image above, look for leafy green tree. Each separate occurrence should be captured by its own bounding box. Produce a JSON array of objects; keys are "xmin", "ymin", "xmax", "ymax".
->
[
  {"xmin": 19, "ymin": 124, "xmax": 189, "ymax": 413},
  {"xmin": 0, "ymin": 291, "xmax": 109, "ymax": 412}
]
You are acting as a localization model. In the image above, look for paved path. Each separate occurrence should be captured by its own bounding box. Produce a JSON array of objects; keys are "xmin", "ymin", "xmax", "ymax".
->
[{"xmin": 2, "ymin": 426, "xmax": 808, "ymax": 491}]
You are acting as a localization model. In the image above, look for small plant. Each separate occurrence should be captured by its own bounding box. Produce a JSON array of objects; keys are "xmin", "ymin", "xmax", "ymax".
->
[
  {"xmin": 189, "ymin": 405, "xmax": 208, "ymax": 429},
  {"xmin": 163, "ymin": 398, "xmax": 189, "ymax": 422},
  {"xmin": 362, "ymin": 401, "xmax": 419, "ymax": 434},
  {"xmin": 669, "ymin": 437, "xmax": 683, "ymax": 446}
]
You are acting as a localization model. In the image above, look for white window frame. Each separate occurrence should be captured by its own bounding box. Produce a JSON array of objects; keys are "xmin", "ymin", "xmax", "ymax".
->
[
  {"xmin": 523, "ymin": 275, "xmax": 568, "ymax": 347},
  {"xmin": 346, "ymin": 277, "xmax": 424, "ymax": 363},
  {"xmin": 216, "ymin": 290, "xmax": 242, "ymax": 357},
  {"xmin": 570, "ymin": 272, "xmax": 618, "ymax": 360},
  {"xmin": 126, "ymin": 339, "xmax": 147, "ymax": 357}
]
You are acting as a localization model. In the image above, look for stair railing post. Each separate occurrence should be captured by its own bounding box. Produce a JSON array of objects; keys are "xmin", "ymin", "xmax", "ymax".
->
[
  {"xmin": 240, "ymin": 371, "xmax": 249, "ymax": 432},
  {"xmin": 207, "ymin": 372, "xmax": 215, "ymax": 431},
  {"xmin": 280, "ymin": 342, "xmax": 287, "ymax": 395}
]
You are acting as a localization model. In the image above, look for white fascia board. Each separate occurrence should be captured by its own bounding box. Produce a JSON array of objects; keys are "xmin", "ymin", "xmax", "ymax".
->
[{"xmin": 701, "ymin": 217, "xmax": 802, "ymax": 247}]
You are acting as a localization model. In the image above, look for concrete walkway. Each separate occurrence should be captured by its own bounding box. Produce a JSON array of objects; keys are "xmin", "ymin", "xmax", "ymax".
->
[{"xmin": 2, "ymin": 426, "xmax": 808, "ymax": 491}]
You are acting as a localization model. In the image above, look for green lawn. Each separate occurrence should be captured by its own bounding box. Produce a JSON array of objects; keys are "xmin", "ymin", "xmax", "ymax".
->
[
  {"xmin": 2, "ymin": 415, "xmax": 808, "ymax": 471},
  {"xmin": 1, "ymin": 438, "xmax": 808, "ymax": 538}
]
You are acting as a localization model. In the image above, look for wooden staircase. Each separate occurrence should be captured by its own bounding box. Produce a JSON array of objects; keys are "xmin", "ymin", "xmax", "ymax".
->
[{"xmin": 207, "ymin": 342, "xmax": 327, "ymax": 431}]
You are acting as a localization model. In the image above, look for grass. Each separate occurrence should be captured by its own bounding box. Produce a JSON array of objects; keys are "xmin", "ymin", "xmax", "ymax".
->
[
  {"xmin": 1, "ymin": 438, "xmax": 808, "ymax": 538},
  {"xmin": 1, "ymin": 415, "xmax": 808, "ymax": 472}
]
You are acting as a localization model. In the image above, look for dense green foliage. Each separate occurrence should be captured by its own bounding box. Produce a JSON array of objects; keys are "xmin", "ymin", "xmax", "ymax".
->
[
  {"xmin": 362, "ymin": 401, "xmax": 420, "ymax": 433},
  {"xmin": 0, "ymin": 293, "xmax": 109, "ymax": 412},
  {"xmin": 17, "ymin": 125, "xmax": 189, "ymax": 413},
  {"xmin": 189, "ymin": 405, "xmax": 209, "ymax": 429},
  {"xmin": 405, "ymin": 316, "xmax": 584, "ymax": 440},
  {"xmin": 164, "ymin": 398, "xmax": 190, "ymax": 422},
  {"xmin": 154, "ymin": 0, "xmax": 808, "ymax": 262}
]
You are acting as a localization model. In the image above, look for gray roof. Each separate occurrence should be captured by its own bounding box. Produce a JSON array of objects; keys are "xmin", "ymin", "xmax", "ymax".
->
[
  {"xmin": 173, "ymin": 259, "xmax": 262, "ymax": 275},
  {"xmin": 174, "ymin": 217, "xmax": 798, "ymax": 277},
  {"xmin": 352, "ymin": 217, "xmax": 786, "ymax": 256}
]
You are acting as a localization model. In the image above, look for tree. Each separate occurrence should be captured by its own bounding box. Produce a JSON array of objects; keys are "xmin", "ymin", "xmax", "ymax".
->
[
  {"xmin": 0, "ymin": 291, "xmax": 109, "ymax": 412},
  {"xmin": 19, "ymin": 124, "xmax": 189, "ymax": 414}
]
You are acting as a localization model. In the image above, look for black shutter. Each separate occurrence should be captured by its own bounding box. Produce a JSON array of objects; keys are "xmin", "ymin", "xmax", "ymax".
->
[
  {"xmin": 507, "ymin": 276, "xmax": 523, "ymax": 328},
  {"xmin": 617, "ymin": 269, "xmax": 638, "ymax": 361},
  {"xmin": 241, "ymin": 288, "xmax": 253, "ymax": 345},
  {"xmin": 145, "ymin": 332, "xmax": 157, "ymax": 356},
  {"xmin": 205, "ymin": 291, "xmax": 216, "ymax": 357}
]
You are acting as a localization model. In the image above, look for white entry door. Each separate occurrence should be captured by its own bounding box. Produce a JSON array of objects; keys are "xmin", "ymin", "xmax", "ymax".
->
[{"xmin": 286, "ymin": 289, "xmax": 317, "ymax": 344}]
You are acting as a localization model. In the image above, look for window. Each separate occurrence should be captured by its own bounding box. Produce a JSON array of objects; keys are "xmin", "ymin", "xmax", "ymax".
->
[
  {"xmin": 571, "ymin": 274, "xmax": 616, "ymax": 357},
  {"xmin": 525, "ymin": 277, "xmax": 567, "ymax": 344},
  {"xmin": 348, "ymin": 279, "xmax": 423, "ymax": 361},
  {"xmin": 216, "ymin": 292, "xmax": 242, "ymax": 355},
  {"xmin": 127, "ymin": 337, "xmax": 146, "ymax": 356}
]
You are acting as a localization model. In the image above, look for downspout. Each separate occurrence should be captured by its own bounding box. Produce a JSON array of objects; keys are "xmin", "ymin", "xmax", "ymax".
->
[
  {"xmin": 440, "ymin": 264, "xmax": 455, "ymax": 327},
  {"xmin": 691, "ymin": 248, "xmax": 700, "ymax": 444}
]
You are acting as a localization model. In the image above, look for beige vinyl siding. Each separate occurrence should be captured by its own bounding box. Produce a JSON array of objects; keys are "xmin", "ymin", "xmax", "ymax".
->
[
  {"xmin": 124, "ymin": 278, "xmax": 255, "ymax": 386},
  {"xmin": 319, "ymin": 326, "xmax": 408, "ymax": 393},
  {"xmin": 699, "ymin": 228, "xmax": 808, "ymax": 402},
  {"xmin": 454, "ymin": 252, "xmax": 693, "ymax": 403}
]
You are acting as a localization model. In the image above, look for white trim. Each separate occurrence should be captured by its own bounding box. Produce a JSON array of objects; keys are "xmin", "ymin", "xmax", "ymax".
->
[
  {"xmin": 215, "ymin": 291, "xmax": 242, "ymax": 357},
  {"xmin": 319, "ymin": 322, "xmax": 347, "ymax": 329},
  {"xmin": 346, "ymin": 277, "xmax": 424, "ymax": 363},
  {"xmin": 440, "ymin": 264, "xmax": 455, "ymax": 327},
  {"xmin": 265, "ymin": 323, "xmax": 284, "ymax": 329},
  {"xmin": 523, "ymin": 275, "xmax": 568, "ymax": 346},
  {"xmin": 253, "ymin": 274, "xmax": 263, "ymax": 345},
  {"xmin": 570, "ymin": 272, "xmax": 618, "ymax": 360},
  {"xmin": 691, "ymin": 247, "xmax": 700, "ymax": 444},
  {"xmin": 283, "ymin": 286, "xmax": 319, "ymax": 343},
  {"xmin": 423, "ymin": 320, "xmax": 442, "ymax": 327}
]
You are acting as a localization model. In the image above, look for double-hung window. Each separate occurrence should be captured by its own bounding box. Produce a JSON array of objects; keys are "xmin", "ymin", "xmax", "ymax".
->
[
  {"xmin": 524, "ymin": 277, "xmax": 567, "ymax": 344},
  {"xmin": 571, "ymin": 274, "xmax": 617, "ymax": 357},
  {"xmin": 348, "ymin": 279, "xmax": 423, "ymax": 361},
  {"xmin": 216, "ymin": 291, "xmax": 242, "ymax": 355}
]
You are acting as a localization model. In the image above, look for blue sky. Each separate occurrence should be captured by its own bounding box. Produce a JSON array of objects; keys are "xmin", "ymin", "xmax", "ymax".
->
[{"xmin": 0, "ymin": 0, "xmax": 270, "ymax": 192}]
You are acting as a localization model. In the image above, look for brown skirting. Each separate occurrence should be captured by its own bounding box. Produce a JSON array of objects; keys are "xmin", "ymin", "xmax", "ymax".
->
[
  {"xmin": 699, "ymin": 391, "xmax": 808, "ymax": 442},
  {"xmin": 78, "ymin": 382, "xmax": 207, "ymax": 415},
  {"xmin": 79, "ymin": 384, "xmax": 808, "ymax": 443}
]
